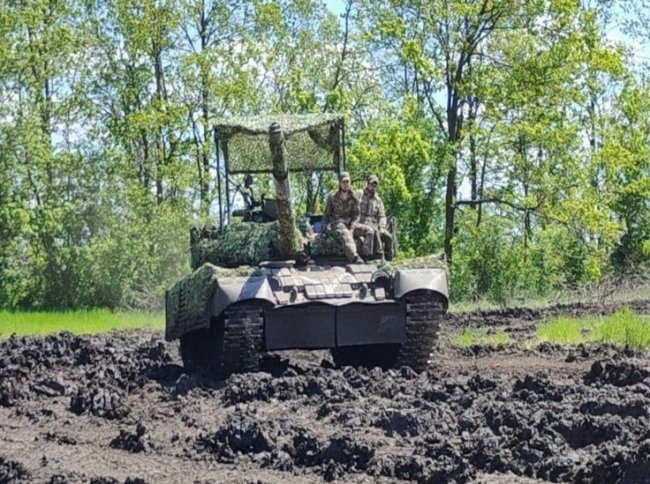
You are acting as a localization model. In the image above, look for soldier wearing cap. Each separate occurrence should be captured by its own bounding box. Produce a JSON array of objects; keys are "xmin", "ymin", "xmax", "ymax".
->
[
  {"xmin": 322, "ymin": 171, "xmax": 369, "ymax": 263},
  {"xmin": 358, "ymin": 174, "xmax": 394, "ymax": 261}
]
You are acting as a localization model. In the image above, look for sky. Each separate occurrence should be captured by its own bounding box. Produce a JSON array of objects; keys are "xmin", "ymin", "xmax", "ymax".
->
[{"xmin": 325, "ymin": 0, "xmax": 345, "ymax": 16}]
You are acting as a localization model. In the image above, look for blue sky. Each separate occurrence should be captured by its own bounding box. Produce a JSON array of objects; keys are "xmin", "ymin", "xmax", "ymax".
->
[{"xmin": 325, "ymin": 0, "xmax": 345, "ymax": 16}]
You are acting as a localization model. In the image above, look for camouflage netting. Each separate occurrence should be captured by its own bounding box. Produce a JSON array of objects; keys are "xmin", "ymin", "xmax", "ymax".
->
[
  {"xmin": 190, "ymin": 221, "xmax": 304, "ymax": 270},
  {"xmin": 165, "ymin": 264, "xmax": 219, "ymax": 340},
  {"xmin": 165, "ymin": 263, "xmax": 262, "ymax": 340},
  {"xmin": 311, "ymin": 231, "xmax": 357, "ymax": 258},
  {"xmin": 214, "ymin": 114, "xmax": 342, "ymax": 137},
  {"xmin": 214, "ymin": 114, "xmax": 342, "ymax": 174}
]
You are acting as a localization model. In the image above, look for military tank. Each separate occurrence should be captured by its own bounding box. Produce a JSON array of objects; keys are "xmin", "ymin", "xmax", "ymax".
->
[{"xmin": 165, "ymin": 114, "xmax": 448, "ymax": 375}]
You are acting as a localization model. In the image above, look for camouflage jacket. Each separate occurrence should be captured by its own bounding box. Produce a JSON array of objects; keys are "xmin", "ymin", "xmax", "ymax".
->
[
  {"xmin": 322, "ymin": 189, "xmax": 359, "ymax": 228},
  {"xmin": 359, "ymin": 188, "xmax": 387, "ymax": 230}
]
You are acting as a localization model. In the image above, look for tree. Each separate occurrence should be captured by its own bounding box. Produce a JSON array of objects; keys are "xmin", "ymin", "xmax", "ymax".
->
[{"xmin": 359, "ymin": 0, "xmax": 534, "ymax": 261}]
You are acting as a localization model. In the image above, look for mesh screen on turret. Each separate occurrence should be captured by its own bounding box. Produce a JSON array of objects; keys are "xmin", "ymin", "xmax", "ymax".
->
[{"xmin": 214, "ymin": 114, "xmax": 342, "ymax": 173}]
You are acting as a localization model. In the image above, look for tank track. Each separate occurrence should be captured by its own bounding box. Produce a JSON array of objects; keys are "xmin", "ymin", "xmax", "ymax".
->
[
  {"xmin": 221, "ymin": 302, "xmax": 265, "ymax": 374},
  {"xmin": 396, "ymin": 291, "xmax": 446, "ymax": 372}
]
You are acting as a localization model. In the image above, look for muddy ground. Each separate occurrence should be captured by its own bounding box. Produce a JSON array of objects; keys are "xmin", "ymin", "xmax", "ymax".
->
[{"xmin": 1, "ymin": 300, "xmax": 650, "ymax": 483}]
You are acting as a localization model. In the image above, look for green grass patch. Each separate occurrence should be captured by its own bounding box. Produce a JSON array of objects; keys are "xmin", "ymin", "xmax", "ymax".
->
[
  {"xmin": 593, "ymin": 308, "xmax": 650, "ymax": 349},
  {"xmin": 536, "ymin": 308, "xmax": 650, "ymax": 349},
  {"xmin": 454, "ymin": 327, "xmax": 511, "ymax": 347},
  {"xmin": 0, "ymin": 310, "xmax": 164, "ymax": 338},
  {"xmin": 536, "ymin": 317, "xmax": 594, "ymax": 345}
]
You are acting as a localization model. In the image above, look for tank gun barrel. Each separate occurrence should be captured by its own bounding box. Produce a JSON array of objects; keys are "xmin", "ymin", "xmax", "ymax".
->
[{"xmin": 268, "ymin": 122, "xmax": 299, "ymax": 258}]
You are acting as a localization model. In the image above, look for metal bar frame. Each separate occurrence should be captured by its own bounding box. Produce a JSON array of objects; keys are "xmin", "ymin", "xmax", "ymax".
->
[{"xmin": 213, "ymin": 127, "xmax": 224, "ymax": 231}]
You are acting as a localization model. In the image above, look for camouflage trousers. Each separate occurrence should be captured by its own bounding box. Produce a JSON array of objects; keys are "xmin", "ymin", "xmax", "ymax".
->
[
  {"xmin": 356, "ymin": 226, "xmax": 394, "ymax": 261},
  {"xmin": 353, "ymin": 223, "xmax": 379, "ymax": 259},
  {"xmin": 326, "ymin": 223, "xmax": 369, "ymax": 261}
]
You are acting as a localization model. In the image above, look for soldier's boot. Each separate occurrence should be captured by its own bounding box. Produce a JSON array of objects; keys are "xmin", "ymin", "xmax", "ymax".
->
[
  {"xmin": 382, "ymin": 233, "xmax": 394, "ymax": 261},
  {"xmin": 352, "ymin": 255, "xmax": 364, "ymax": 264}
]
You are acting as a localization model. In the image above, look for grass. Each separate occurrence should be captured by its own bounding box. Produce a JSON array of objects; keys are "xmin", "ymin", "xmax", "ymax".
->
[
  {"xmin": 0, "ymin": 310, "xmax": 164, "ymax": 338},
  {"xmin": 536, "ymin": 308, "xmax": 650, "ymax": 349},
  {"xmin": 593, "ymin": 309, "xmax": 650, "ymax": 349},
  {"xmin": 454, "ymin": 327, "xmax": 511, "ymax": 347},
  {"xmin": 536, "ymin": 317, "xmax": 595, "ymax": 345}
]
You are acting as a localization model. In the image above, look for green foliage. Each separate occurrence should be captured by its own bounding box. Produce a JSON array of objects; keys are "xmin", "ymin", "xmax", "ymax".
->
[
  {"xmin": 450, "ymin": 214, "xmax": 574, "ymax": 304},
  {"xmin": 609, "ymin": 79, "xmax": 650, "ymax": 272}
]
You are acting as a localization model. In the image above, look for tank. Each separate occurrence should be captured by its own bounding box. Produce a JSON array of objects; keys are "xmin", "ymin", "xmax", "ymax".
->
[{"xmin": 165, "ymin": 115, "xmax": 449, "ymax": 375}]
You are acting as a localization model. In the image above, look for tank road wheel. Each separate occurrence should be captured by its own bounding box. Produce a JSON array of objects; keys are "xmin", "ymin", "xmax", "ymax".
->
[
  {"xmin": 395, "ymin": 290, "xmax": 445, "ymax": 372},
  {"xmin": 330, "ymin": 291, "xmax": 445, "ymax": 372},
  {"xmin": 179, "ymin": 302, "xmax": 265, "ymax": 376}
]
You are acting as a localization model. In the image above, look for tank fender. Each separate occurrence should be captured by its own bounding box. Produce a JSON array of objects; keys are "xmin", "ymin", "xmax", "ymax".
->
[
  {"xmin": 393, "ymin": 269, "xmax": 449, "ymax": 305},
  {"xmin": 165, "ymin": 264, "xmax": 276, "ymax": 341},
  {"xmin": 211, "ymin": 275, "xmax": 276, "ymax": 319}
]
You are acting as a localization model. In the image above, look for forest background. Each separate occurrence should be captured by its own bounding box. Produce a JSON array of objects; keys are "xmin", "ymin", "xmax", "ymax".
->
[{"xmin": 0, "ymin": 0, "xmax": 649, "ymax": 311}]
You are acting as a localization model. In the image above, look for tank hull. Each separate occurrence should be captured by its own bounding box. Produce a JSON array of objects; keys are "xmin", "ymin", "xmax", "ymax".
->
[
  {"xmin": 166, "ymin": 262, "xmax": 447, "ymax": 343},
  {"xmin": 165, "ymin": 261, "xmax": 448, "ymax": 373}
]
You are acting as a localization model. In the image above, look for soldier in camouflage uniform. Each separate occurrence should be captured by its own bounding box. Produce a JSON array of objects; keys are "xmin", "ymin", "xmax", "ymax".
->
[
  {"xmin": 323, "ymin": 172, "xmax": 372, "ymax": 263},
  {"xmin": 359, "ymin": 175, "xmax": 394, "ymax": 261}
]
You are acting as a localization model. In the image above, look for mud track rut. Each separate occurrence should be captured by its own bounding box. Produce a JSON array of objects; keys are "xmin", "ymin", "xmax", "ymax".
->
[{"xmin": 1, "ymin": 300, "xmax": 650, "ymax": 483}]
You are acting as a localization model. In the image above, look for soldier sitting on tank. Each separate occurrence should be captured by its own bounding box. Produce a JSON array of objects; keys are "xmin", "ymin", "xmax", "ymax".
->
[
  {"xmin": 322, "ymin": 172, "xmax": 373, "ymax": 264},
  {"xmin": 358, "ymin": 174, "xmax": 394, "ymax": 261}
]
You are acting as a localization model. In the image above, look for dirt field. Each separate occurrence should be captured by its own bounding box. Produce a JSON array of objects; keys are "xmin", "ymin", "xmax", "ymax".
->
[{"xmin": 2, "ymin": 300, "xmax": 650, "ymax": 483}]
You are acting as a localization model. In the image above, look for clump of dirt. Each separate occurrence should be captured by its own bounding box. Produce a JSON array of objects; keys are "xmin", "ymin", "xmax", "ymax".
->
[
  {"xmin": 584, "ymin": 360, "xmax": 650, "ymax": 387},
  {"xmin": 0, "ymin": 380, "xmax": 20, "ymax": 407},
  {"xmin": 513, "ymin": 373, "xmax": 564, "ymax": 402},
  {"xmin": 44, "ymin": 431, "xmax": 77, "ymax": 446},
  {"xmin": 198, "ymin": 414, "xmax": 278, "ymax": 461},
  {"xmin": 110, "ymin": 424, "xmax": 152, "ymax": 453},
  {"xmin": 0, "ymin": 455, "xmax": 30, "ymax": 483},
  {"xmin": 182, "ymin": 358, "xmax": 650, "ymax": 482},
  {"xmin": 70, "ymin": 383, "xmax": 130, "ymax": 420}
]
